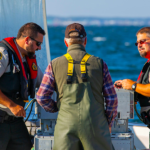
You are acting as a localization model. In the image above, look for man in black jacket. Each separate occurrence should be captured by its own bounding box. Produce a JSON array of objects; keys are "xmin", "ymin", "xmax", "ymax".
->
[
  {"xmin": 0, "ymin": 22, "xmax": 45, "ymax": 150},
  {"xmin": 115, "ymin": 27, "xmax": 150, "ymax": 124}
]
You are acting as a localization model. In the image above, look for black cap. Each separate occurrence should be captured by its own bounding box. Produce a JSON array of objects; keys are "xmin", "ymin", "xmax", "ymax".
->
[{"xmin": 65, "ymin": 23, "xmax": 86, "ymax": 38}]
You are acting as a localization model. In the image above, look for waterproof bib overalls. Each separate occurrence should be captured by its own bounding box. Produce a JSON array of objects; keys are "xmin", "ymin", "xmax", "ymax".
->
[{"xmin": 53, "ymin": 53, "xmax": 113, "ymax": 150}]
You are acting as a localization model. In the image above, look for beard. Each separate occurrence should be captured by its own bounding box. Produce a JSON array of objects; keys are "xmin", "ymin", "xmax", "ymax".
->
[
  {"xmin": 27, "ymin": 51, "xmax": 35, "ymax": 58},
  {"xmin": 26, "ymin": 43, "xmax": 35, "ymax": 58},
  {"xmin": 139, "ymin": 50, "xmax": 146, "ymax": 58}
]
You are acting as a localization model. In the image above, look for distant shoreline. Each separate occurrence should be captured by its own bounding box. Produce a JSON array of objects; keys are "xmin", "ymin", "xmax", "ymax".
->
[{"xmin": 47, "ymin": 16, "xmax": 150, "ymax": 26}]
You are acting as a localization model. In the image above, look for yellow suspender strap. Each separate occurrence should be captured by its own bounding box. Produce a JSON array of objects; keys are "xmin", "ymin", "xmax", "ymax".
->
[
  {"xmin": 64, "ymin": 53, "xmax": 74, "ymax": 76},
  {"xmin": 80, "ymin": 53, "xmax": 91, "ymax": 74},
  {"xmin": 64, "ymin": 53, "xmax": 91, "ymax": 82}
]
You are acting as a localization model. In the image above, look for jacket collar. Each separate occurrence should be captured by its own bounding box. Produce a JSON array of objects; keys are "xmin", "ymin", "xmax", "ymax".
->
[{"xmin": 67, "ymin": 44, "xmax": 86, "ymax": 53}]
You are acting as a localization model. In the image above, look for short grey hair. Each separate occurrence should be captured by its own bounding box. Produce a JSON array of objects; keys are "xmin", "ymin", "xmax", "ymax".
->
[
  {"xmin": 65, "ymin": 37, "xmax": 86, "ymax": 44},
  {"xmin": 65, "ymin": 32, "xmax": 86, "ymax": 44}
]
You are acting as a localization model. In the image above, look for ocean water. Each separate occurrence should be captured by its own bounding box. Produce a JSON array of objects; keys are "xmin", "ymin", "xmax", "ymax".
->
[{"xmin": 27, "ymin": 26, "xmax": 147, "ymax": 123}]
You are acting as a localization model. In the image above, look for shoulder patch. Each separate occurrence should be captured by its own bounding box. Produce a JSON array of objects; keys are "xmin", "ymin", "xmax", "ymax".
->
[
  {"xmin": 0, "ymin": 52, "xmax": 3, "ymax": 60},
  {"xmin": 32, "ymin": 62, "xmax": 37, "ymax": 71},
  {"xmin": 0, "ymin": 47, "xmax": 6, "ymax": 52}
]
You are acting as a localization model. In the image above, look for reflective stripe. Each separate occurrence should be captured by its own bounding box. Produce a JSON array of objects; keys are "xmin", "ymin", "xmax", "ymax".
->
[
  {"xmin": 80, "ymin": 53, "xmax": 91, "ymax": 74},
  {"xmin": 64, "ymin": 53, "xmax": 74, "ymax": 76}
]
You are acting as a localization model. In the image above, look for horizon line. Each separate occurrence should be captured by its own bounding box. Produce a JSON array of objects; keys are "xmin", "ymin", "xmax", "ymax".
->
[{"xmin": 46, "ymin": 15, "xmax": 150, "ymax": 19}]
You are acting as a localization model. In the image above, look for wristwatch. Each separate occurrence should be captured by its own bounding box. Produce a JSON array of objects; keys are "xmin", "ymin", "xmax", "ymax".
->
[{"xmin": 132, "ymin": 83, "xmax": 137, "ymax": 91}]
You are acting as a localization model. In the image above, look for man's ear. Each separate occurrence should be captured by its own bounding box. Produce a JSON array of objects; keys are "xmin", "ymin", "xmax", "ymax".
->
[
  {"xmin": 25, "ymin": 36, "xmax": 29, "ymax": 45},
  {"xmin": 84, "ymin": 37, "xmax": 87, "ymax": 47},
  {"xmin": 64, "ymin": 39, "xmax": 68, "ymax": 47}
]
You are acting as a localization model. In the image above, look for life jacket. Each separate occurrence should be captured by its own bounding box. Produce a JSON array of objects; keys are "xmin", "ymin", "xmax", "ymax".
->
[
  {"xmin": 137, "ymin": 60, "xmax": 150, "ymax": 107},
  {"xmin": 0, "ymin": 37, "xmax": 37, "ymax": 103}
]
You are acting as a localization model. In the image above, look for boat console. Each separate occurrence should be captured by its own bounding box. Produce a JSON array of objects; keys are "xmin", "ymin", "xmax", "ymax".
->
[{"xmin": 111, "ymin": 89, "xmax": 134, "ymax": 150}]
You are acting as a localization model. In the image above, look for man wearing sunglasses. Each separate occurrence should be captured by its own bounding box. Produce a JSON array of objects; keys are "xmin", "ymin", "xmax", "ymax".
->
[
  {"xmin": 114, "ymin": 27, "xmax": 150, "ymax": 124},
  {"xmin": 0, "ymin": 22, "xmax": 45, "ymax": 150}
]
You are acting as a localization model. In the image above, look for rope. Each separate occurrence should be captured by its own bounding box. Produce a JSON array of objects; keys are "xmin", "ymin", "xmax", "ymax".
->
[
  {"xmin": 24, "ymin": 98, "xmax": 36, "ymax": 122},
  {"xmin": 134, "ymin": 102, "xmax": 143, "ymax": 122}
]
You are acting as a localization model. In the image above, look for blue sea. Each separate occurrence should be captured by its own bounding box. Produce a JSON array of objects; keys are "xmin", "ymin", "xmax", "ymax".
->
[{"xmin": 26, "ymin": 26, "xmax": 147, "ymax": 123}]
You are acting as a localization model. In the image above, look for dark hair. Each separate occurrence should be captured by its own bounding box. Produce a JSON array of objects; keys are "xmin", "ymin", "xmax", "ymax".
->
[
  {"xmin": 136, "ymin": 27, "xmax": 150, "ymax": 36},
  {"xmin": 16, "ymin": 22, "xmax": 45, "ymax": 39}
]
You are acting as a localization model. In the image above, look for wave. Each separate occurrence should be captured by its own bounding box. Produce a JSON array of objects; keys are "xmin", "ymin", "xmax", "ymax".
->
[
  {"xmin": 124, "ymin": 42, "xmax": 130, "ymax": 46},
  {"xmin": 93, "ymin": 37, "xmax": 106, "ymax": 42}
]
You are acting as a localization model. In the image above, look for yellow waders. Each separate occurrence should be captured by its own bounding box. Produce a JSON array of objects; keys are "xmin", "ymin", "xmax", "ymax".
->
[{"xmin": 53, "ymin": 53, "xmax": 113, "ymax": 150}]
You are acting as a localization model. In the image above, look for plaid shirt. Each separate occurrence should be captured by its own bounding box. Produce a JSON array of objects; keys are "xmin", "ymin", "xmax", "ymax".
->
[{"xmin": 36, "ymin": 61, "xmax": 118, "ymax": 127}]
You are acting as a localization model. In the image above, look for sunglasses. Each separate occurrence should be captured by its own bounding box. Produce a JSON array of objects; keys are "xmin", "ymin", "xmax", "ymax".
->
[
  {"xmin": 135, "ymin": 39, "xmax": 148, "ymax": 46},
  {"xmin": 29, "ymin": 37, "xmax": 42, "ymax": 47}
]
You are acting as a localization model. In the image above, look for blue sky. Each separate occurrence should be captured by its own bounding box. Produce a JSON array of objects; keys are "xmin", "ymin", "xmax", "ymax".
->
[{"xmin": 45, "ymin": 0, "xmax": 150, "ymax": 18}]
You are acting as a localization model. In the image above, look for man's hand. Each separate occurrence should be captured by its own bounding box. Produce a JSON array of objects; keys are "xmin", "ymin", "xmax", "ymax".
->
[
  {"xmin": 114, "ymin": 80, "xmax": 123, "ymax": 89},
  {"xmin": 121, "ymin": 79, "xmax": 135, "ymax": 90},
  {"xmin": 9, "ymin": 104, "xmax": 26, "ymax": 117},
  {"xmin": 114, "ymin": 79, "xmax": 135, "ymax": 90},
  {"xmin": 0, "ymin": 90, "xmax": 26, "ymax": 117}
]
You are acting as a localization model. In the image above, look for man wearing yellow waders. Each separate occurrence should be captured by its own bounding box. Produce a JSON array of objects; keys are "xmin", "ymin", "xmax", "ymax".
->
[{"xmin": 36, "ymin": 23, "xmax": 118, "ymax": 150}]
